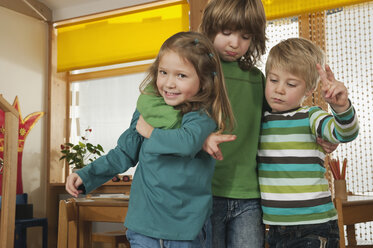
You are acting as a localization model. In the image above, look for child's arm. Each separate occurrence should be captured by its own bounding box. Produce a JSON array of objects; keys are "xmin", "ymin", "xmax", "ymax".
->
[
  {"xmin": 137, "ymin": 85, "xmax": 182, "ymax": 129},
  {"xmin": 317, "ymin": 64, "xmax": 350, "ymax": 113},
  {"xmin": 70, "ymin": 110, "xmax": 144, "ymax": 195},
  {"xmin": 310, "ymin": 65, "xmax": 359, "ymax": 144},
  {"xmin": 136, "ymin": 115, "xmax": 154, "ymax": 138},
  {"xmin": 142, "ymin": 111, "xmax": 217, "ymax": 157},
  {"xmin": 203, "ymin": 133, "xmax": 237, "ymax": 160}
]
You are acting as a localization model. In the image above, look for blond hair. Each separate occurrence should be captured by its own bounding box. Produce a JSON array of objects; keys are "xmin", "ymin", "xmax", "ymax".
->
[
  {"xmin": 266, "ymin": 38, "xmax": 325, "ymax": 90},
  {"xmin": 200, "ymin": 0, "xmax": 267, "ymax": 70},
  {"xmin": 140, "ymin": 31, "xmax": 234, "ymax": 132}
]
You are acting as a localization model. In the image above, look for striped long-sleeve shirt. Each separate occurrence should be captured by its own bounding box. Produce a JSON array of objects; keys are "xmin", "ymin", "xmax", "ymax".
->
[{"xmin": 258, "ymin": 104, "xmax": 359, "ymax": 225}]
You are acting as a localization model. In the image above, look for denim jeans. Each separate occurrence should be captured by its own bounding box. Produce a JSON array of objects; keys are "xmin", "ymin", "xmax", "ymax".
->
[
  {"xmin": 211, "ymin": 197, "xmax": 264, "ymax": 248},
  {"xmin": 267, "ymin": 220, "xmax": 339, "ymax": 248},
  {"xmin": 126, "ymin": 218, "xmax": 212, "ymax": 248}
]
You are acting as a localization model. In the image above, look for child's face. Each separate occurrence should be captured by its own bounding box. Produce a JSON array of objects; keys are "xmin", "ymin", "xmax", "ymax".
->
[
  {"xmin": 213, "ymin": 30, "xmax": 251, "ymax": 62},
  {"xmin": 265, "ymin": 67, "xmax": 313, "ymax": 112},
  {"xmin": 156, "ymin": 50, "xmax": 200, "ymax": 107}
]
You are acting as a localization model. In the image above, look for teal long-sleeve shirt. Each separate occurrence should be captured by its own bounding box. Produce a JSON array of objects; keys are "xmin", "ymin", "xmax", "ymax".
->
[{"xmin": 77, "ymin": 110, "xmax": 217, "ymax": 240}]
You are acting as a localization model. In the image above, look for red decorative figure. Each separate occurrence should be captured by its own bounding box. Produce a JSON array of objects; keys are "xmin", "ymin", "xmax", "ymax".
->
[{"xmin": 0, "ymin": 96, "xmax": 44, "ymax": 194}]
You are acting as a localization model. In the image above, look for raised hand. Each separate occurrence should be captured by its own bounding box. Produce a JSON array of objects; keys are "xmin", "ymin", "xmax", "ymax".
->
[{"xmin": 317, "ymin": 64, "xmax": 350, "ymax": 113}]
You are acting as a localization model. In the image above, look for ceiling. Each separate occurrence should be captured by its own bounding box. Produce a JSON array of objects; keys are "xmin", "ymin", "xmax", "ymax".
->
[
  {"xmin": 0, "ymin": 0, "xmax": 156, "ymax": 22},
  {"xmin": 38, "ymin": 0, "xmax": 155, "ymax": 21},
  {"xmin": 38, "ymin": 0, "xmax": 94, "ymax": 11}
]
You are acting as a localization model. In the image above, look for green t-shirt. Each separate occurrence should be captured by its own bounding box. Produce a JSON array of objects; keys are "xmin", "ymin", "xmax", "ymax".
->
[{"xmin": 212, "ymin": 61, "xmax": 266, "ymax": 199}]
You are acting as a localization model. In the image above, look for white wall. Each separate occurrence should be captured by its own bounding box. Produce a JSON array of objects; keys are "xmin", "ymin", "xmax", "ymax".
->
[{"xmin": 0, "ymin": 6, "xmax": 48, "ymax": 247}]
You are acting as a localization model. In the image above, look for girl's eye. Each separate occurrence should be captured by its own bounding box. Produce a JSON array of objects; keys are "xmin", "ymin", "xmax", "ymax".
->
[
  {"xmin": 242, "ymin": 34, "xmax": 251, "ymax": 40},
  {"xmin": 287, "ymin": 83, "xmax": 296, "ymax": 87},
  {"xmin": 177, "ymin": 73, "xmax": 186, "ymax": 78},
  {"xmin": 222, "ymin": 30, "xmax": 231, "ymax": 36},
  {"xmin": 159, "ymin": 70, "xmax": 166, "ymax": 75}
]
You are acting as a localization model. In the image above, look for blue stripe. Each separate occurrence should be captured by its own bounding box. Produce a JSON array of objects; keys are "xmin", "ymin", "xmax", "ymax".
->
[
  {"xmin": 262, "ymin": 118, "xmax": 309, "ymax": 129},
  {"xmin": 335, "ymin": 131, "xmax": 358, "ymax": 143},
  {"xmin": 320, "ymin": 116, "xmax": 333, "ymax": 136},
  {"xmin": 259, "ymin": 163, "xmax": 324, "ymax": 172},
  {"xmin": 262, "ymin": 202, "xmax": 335, "ymax": 215},
  {"xmin": 334, "ymin": 108, "xmax": 354, "ymax": 121}
]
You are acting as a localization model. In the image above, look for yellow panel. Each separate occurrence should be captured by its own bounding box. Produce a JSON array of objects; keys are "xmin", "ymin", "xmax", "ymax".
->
[
  {"xmin": 263, "ymin": 0, "xmax": 372, "ymax": 20},
  {"xmin": 57, "ymin": 1, "xmax": 189, "ymax": 72}
]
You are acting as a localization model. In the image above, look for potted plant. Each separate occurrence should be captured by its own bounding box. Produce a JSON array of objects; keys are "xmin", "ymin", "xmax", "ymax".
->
[{"xmin": 60, "ymin": 128, "xmax": 104, "ymax": 170}]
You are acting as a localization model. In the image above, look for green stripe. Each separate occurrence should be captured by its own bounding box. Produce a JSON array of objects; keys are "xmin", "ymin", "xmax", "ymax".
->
[
  {"xmin": 263, "ymin": 209, "xmax": 337, "ymax": 223},
  {"xmin": 335, "ymin": 122, "xmax": 358, "ymax": 134},
  {"xmin": 261, "ymin": 126, "xmax": 312, "ymax": 135},
  {"xmin": 260, "ymin": 184, "xmax": 329, "ymax": 193},
  {"xmin": 334, "ymin": 106, "xmax": 354, "ymax": 120},
  {"xmin": 259, "ymin": 170, "xmax": 324, "ymax": 178},
  {"xmin": 261, "ymin": 142, "xmax": 317, "ymax": 150}
]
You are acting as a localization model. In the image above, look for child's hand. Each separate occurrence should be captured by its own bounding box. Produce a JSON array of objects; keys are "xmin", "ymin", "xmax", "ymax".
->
[
  {"xmin": 317, "ymin": 64, "xmax": 350, "ymax": 113},
  {"xmin": 316, "ymin": 137, "xmax": 339, "ymax": 154},
  {"xmin": 203, "ymin": 133, "xmax": 236, "ymax": 160},
  {"xmin": 136, "ymin": 115, "xmax": 154, "ymax": 138},
  {"xmin": 65, "ymin": 173, "xmax": 83, "ymax": 198}
]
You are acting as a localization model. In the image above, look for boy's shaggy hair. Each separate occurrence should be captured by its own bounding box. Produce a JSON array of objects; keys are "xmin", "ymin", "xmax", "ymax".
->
[{"xmin": 266, "ymin": 38, "xmax": 325, "ymax": 91}]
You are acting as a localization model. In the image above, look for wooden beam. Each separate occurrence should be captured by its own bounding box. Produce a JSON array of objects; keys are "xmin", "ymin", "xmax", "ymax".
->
[
  {"xmin": 22, "ymin": 0, "xmax": 52, "ymax": 21},
  {"xmin": 0, "ymin": 107, "xmax": 19, "ymax": 248},
  {"xmin": 189, "ymin": 0, "xmax": 208, "ymax": 31},
  {"xmin": 68, "ymin": 64, "xmax": 151, "ymax": 82},
  {"xmin": 0, "ymin": 95, "xmax": 19, "ymax": 117},
  {"xmin": 0, "ymin": 0, "xmax": 51, "ymax": 22}
]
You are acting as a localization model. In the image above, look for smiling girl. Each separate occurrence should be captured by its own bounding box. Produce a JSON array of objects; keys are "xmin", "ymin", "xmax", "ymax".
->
[{"xmin": 66, "ymin": 31, "xmax": 234, "ymax": 248}]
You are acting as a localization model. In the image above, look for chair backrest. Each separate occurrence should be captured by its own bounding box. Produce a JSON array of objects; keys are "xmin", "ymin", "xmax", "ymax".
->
[
  {"xmin": 0, "ymin": 193, "xmax": 27, "ymax": 207},
  {"xmin": 57, "ymin": 198, "xmax": 78, "ymax": 248}
]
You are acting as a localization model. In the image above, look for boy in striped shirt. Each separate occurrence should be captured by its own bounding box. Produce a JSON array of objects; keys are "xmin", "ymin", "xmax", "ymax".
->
[{"xmin": 258, "ymin": 38, "xmax": 359, "ymax": 247}]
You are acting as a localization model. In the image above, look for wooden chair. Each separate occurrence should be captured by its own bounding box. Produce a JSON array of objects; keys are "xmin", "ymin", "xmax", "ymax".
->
[
  {"xmin": 92, "ymin": 230, "xmax": 130, "ymax": 248},
  {"xmin": 335, "ymin": 196, "xmax": 373, "ymax": 248},
  {"xmin": 0, "ymin": 193, "xmax": 48, "ymax": 248},
  {"xmin": 57, "ymin": 198, "xmax": 78, "ymax": 248},
  {"xmin": 325, "ymin": 156, "xmax": 373, "ymax": 247},
  {"xmin": 58, "ymin": 198, "xmax": 130, "ymax": 248}
]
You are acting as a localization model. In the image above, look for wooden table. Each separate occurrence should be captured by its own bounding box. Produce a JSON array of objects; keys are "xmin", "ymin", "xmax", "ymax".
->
[
  {"xmin": 51, "ymin": 180, "xmax": 131, "ymax": 247},
  {"xmin": 58, "ymin": 196, "xmax": 129, "ymax": 248},
  {"xmin": 335, "ymin": 194, "xmax": 373, "ymax": 248}
]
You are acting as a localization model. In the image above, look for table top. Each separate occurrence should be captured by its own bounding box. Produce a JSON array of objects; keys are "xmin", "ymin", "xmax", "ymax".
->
[
  {"xmin": 75, "ymin": 194, "xmax": 129, "ymax": 206},
  {"xmin": 340, "ymin": 194, "xmax": 373, "ymax": 206}
]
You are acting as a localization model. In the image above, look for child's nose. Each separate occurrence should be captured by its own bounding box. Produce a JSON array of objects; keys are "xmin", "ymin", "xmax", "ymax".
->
[
  {"xmin": 275, "ymin": 84, "xmax": 285, "ymax": 94},
  {"xmin": 229, "ymin": 35, "xmax": 239, "ymax": 48},
  {"xmin": 165, "ymin": 77, "xmax": 175, "ymax": 88}
]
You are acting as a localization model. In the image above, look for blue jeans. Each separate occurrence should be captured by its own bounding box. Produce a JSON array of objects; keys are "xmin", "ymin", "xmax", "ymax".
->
[
  {"xmin": 267, "ymin": 220, "xmax": 339, "ymax": 248},
  {"xmin": 126, "ymin": 218, "xmax": 212, "ymax": 248},
  {"xmin": 211, "ymin": 197, "xmax": 264, "ymax": 248}
]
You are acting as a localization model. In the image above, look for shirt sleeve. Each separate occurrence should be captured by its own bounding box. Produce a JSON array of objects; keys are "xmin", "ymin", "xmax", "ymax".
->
[
  {"xmin": 143, "ymin": 111, "xmax": 216, "ymax": 158},
  {"xmin": 309, "ymin": 102, "xmax": 359, "ymax": 144},
  {"xmin": 77, "ymin": 110, "xmax": 144, "ymax": 193},
  {"xmin": 136, "ymin": 85, "xmax": 182, "ymax": 129}
]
